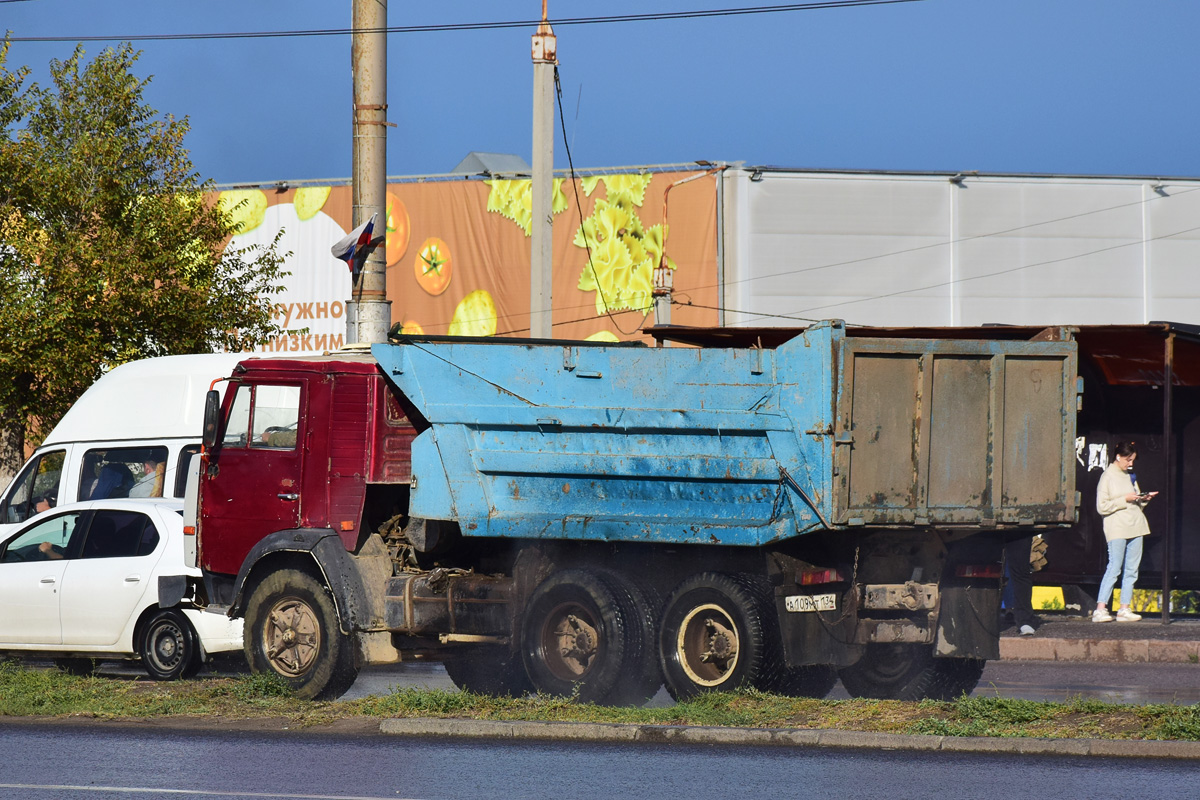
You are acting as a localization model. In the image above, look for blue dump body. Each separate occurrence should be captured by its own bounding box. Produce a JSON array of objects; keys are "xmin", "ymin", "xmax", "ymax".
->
[{"xmin": 373, "ymin": 321, "xmax": 1079, "ymax": 548}]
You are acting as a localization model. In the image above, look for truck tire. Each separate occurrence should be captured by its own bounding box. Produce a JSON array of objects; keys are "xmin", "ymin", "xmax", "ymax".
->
[
  {"xmin": 521, "ymin": 569, "xmax": 636, "ymax": 704},
  {"xmin": 243, "ymin": 569, "xmax": 359, "ymax": 700},
  {"xmin": 837, "ymin": 643, "xmax": 985, "ymax": 701},
  {"xmin": 443, "ymin": 647, "xmax": 533, "ymax": 697},
  {"xmin": 596, "ymin": 570, "xmax": 663, "ymax": 706},
  {"xmin": 658, "ymin": 572, "xmax": 770, "ymax": 700},
  {"xmin": 139, "ymin": 609, "xmax": 202, "ymax": 681}
]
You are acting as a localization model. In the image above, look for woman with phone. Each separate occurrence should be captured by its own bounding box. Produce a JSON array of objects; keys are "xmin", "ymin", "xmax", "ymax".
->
[{"xmin": 1093, "ymin": 441, "xmax": 1157, "ymax": 622}]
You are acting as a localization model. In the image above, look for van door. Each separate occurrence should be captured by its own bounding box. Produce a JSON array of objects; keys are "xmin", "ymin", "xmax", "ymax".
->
[{"xmin": 200, "ymin": 381, "xmax": 304, "ymax": 576}]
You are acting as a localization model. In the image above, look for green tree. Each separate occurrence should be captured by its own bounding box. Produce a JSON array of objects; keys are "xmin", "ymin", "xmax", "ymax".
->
[{"xmin": 0, "ymin": 41, "xmax": 288, "ymax": 477}]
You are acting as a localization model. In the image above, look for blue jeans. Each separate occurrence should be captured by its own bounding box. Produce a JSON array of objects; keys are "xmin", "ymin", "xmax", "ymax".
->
[{"xmin": 1098, "ymin": 536, "xmax": 1144, "ymax": 607}]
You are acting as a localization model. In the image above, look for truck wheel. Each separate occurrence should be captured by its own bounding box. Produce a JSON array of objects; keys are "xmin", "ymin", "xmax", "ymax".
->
[
  {"xmin": 521, "ymin": 569, "xmax": 633, "ymax": 704},
  {"xmin": 596, "ymin": 570, "xmax": 663, "ymax": 706},
  {"xmin": 139, "ymin": 609, "xmax": 201, "ymax": 681},
  {"xmin": 659, "ymin": 573, "xmax": 769, "ymax": 700},
  {"xmin": 837, "ymin": 644, "xmax": 985, "ymax": 701},
  {"xmin": 443, "ymin": 647, "xmax": 533, "ymax": 697},
  {"xmin": 243, "ymin": 569, "xmax": 359, "ymax": 700}
]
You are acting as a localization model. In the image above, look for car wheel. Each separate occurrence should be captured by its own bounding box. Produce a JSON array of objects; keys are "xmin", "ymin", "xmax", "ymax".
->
[
  {"xmin": 139, "ymin": 609, "xmax": 200, "ymax": 681},
  {"xmin": 243, "ymin": 569, "xmax": 359, "ymax": 700},
  {"xmin": 54, "ymin": 657, "xmax": 98, "ymax": 677}
]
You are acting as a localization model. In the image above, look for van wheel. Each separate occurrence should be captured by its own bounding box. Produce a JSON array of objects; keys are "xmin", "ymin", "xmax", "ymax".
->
[
  {"xmin": 243, "ymin": 569, "xmax": 359, "ymax": 700},
  {"xmin": 140, "ymin": 609, "xmax": 201, "ymax": 681},
  {"xmin": 837, "ymin": 643, "xmax": 985, "ymax": 701},
  {"xmin": 659, "ymin": 573, "xmax": 770, "ymax": 700}
]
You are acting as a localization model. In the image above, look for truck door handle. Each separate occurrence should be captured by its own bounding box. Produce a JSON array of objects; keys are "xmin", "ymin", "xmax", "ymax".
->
[{"xmin": 277, "ymin": 493, "xmax": 299, "ymax": 501}]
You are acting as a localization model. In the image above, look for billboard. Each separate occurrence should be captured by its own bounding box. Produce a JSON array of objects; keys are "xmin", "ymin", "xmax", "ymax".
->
[{"xmin": 215, "ymin": 170, "xmax": 720, "ymax": 354}]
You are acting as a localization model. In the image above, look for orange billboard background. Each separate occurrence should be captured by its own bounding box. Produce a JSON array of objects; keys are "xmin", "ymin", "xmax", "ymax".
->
[{"xmin": 213, "ymin": 170, "xmax": 719, "ymax": 353}]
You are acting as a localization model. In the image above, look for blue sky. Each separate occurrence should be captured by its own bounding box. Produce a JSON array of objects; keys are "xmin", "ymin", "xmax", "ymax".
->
[{"xmin": 5, "ymin": 1, "xmax": 1199, "ymax": 184}]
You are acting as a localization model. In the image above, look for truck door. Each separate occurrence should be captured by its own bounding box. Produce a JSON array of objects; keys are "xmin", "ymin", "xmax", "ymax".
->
[{"xmin": 200, "ymin": 381, "xmax": 304, "ymax": 576}]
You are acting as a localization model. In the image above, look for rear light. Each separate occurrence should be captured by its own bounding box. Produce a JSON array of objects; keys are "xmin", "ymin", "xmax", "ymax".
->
[
  {"xmin": 800, "ymin": 567, "xmax": 845, "ymax": 585},
  {"xmin": 956, "ymin": 564, "xmax": 1003, "ymax": 578},
  {"xmin": 183, "ymin": 525, "xmax": 196, "ymax": 536}
]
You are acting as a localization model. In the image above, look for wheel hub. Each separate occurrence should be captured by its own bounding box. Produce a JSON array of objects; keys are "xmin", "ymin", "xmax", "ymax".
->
[
  {"xmin": 677, "ymin": 603, "xmax": 740, "ymax": 687},
  {"xmin": 264, "ymin": 598, "xmax": 321, "ymax": 677},
  {"xmin": 547, "ymin": 610, "xmax": 599, "ymax": 677}
]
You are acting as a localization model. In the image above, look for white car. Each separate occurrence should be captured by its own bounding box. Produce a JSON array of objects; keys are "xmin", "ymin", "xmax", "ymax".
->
[{"xmin": 0, "ymin": 499, "xmax": 242, "ymax": 679}]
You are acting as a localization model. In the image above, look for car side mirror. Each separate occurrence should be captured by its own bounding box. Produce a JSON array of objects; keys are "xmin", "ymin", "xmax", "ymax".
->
[{"xmin": 202, "ymin": 389, "xmax": 221, "ymax": 450}]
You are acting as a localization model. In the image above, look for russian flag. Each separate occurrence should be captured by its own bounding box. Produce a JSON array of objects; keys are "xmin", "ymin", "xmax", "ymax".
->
[{"xmin": 330, "ymin": 213, "xmax": 378, "ymax": 270}]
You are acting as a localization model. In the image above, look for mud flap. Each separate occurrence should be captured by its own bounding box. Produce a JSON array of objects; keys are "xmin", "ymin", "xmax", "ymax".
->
[{"xmin": 935, "ymin": 584, "xmax": 1000, "ymax": 660}]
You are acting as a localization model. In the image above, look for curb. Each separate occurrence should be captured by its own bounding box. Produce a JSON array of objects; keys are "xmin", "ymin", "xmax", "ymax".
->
[
  {"xmin": 378, "ymin": 718, "xmax": 1200, "ymax": 760},
  {"xmin": 1000, "ymin": 637, "xmax": 1200, "ymax": 663}
]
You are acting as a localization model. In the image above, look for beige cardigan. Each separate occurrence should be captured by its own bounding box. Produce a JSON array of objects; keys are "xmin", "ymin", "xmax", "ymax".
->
[{"xmin": 1095, "ymin": 462, "xmax": 1151, "ymax": 542}]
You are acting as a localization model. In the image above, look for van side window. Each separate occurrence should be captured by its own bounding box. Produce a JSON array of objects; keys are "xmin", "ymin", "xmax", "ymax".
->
[
  {"xmin": 251, "ymin": 385, "xmax": 301, "ymax": 449},
  {"xmin": 175, "ymin": 445, "xmax": 202, "ymax": 497},
  {"xmin": 79, "ymin": 447, "xmax": 169, "ymax": 501},
  {"xmin": 3, "ymin": 450, "xmax": 65, "ymax": 524}
]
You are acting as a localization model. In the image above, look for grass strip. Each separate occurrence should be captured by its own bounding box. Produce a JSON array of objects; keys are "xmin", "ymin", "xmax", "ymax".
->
[{"xmin": 2, "ymin": 661, "xmax": 1198, "ymax": 741}]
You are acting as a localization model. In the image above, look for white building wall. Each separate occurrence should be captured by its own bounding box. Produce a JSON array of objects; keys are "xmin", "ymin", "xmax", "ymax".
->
[{"xmin": 721, "ymin": 169, "xmax": 1200, "ymax": 328}]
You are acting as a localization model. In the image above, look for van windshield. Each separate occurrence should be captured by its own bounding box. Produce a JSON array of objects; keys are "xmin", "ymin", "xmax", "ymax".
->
[{"xmin": 3, "ymin": 450, "xmax": 66, "ymax": 525}]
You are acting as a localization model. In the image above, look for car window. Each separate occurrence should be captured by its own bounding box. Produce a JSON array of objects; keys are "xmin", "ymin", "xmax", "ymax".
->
[
  {"xmin": 175, "ymin": 445, "xmax": 202, "ymax": 498},
  {"xmin": 79, "ymin": 510, "xmax": 158, "ymax": 559},
  {"xmin": 79, "ymin": 446, "xmax": 169, "ymax": 501},
  {"xmin": 251, "ymin": 385, "xmax": 301, "ymax": 450},
  {"xmin": 0, "ymin": 511, "xmax": 85, "ymax": 563},
  {"xmin": 3, "ymin": 450, "xmax": 66, "ymax": 525}
]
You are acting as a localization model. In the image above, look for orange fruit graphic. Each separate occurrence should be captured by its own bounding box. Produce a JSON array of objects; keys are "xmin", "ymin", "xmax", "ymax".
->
[
  {"xmin": 414, "ymin": 237, "xmax": 452, "ymax": 296},
  {"xmin": 385, "ymin": 192, "xmax": 411, "ymax": 266}
]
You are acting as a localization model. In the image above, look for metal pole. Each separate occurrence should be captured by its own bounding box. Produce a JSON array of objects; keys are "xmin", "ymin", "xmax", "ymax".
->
[
  {"xmin": 1161, "ymin": 332, "xmax": 1175, "ymax": 623},
  {"xmin": 349, "ymin": 0, "xmax": 391, "ymax": 345},
  {"xmin": 530, "ymin": 2, "xmax": 556, "ymax": 339}
]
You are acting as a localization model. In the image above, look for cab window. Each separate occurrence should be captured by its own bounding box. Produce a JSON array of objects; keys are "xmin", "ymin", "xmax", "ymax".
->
[
  {"xmin": 3, "ymin": 450, "xmax": 65, "ymax": 524},
  {"xmin": 222, "ymin": 384, "xmax": 301, "ymax": 450}
]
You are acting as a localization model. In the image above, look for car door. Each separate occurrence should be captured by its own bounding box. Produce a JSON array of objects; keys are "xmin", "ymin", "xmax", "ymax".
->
[
  {"xmin": 0, "ymin": 511, "xmax": 86, "ymax": 645},
  {"xmin": 59, "ymin": 509, "xmax": 165, "ymax": 646}
]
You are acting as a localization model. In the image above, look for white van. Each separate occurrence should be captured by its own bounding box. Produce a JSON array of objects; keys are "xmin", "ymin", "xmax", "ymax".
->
[{"xmin": 0, "ymin": 353, "xmax": 248, "ymax": 541}]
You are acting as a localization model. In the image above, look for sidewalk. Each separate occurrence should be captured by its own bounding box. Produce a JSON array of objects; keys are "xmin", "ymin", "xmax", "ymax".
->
[{"xmin": 999, "ymin": 614, "xmax": 1200, "ymax": 663}]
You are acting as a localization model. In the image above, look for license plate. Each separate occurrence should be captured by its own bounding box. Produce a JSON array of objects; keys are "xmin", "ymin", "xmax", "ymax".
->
[{"xmin": 785, "ymin": 593, "xmax": 837, "ymax": 612}]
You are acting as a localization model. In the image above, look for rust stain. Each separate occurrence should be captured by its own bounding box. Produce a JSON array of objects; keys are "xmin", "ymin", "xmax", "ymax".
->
[{"xmin": 562, "ymin": 483, "xmax": 571, "ymax": 494}]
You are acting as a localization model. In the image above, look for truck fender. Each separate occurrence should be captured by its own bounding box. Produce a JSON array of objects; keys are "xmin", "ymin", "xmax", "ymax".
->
[{"xmin": 229, "ymin": 528, "xmax": 373, "ymax": 636}]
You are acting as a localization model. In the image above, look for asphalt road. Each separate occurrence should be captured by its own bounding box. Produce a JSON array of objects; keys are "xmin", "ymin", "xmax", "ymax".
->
[{"xmin": 0, "ymin": 723, "xmax": 1195, "ymax": 800}]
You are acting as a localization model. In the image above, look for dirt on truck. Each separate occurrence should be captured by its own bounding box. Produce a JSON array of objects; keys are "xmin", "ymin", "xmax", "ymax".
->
[{"xmin": 187, "ymin": 320, "xmax": 1079, "ymax": 702}]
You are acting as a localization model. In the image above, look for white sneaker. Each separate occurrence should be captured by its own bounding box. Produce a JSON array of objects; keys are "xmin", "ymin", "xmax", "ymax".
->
[
  {"xmin": 1092, "ymin": 608, "xmax": 1113, "ymax": 622},
  {"xmin": 1115, "ymin": 608, "xmax": 1142, "ymax": 622}
]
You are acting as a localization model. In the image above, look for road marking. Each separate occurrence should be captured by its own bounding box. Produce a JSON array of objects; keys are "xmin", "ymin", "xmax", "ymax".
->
[{"xmin": 0, "ymin": 785, "xmax": 424, "ymax": 800}]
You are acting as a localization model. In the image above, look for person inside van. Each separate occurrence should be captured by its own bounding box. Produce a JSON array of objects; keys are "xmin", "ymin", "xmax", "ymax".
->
[
  {"xmin": 129, "ymin": 460, "xmax": 165, "ymax": 498},
  {"xmin": 33, "ymin": 490, "xmax": 57, "ymax": 514},
  {"xmin": 88, "ymin": 463, "xmax": 135, "ymax": 500}
]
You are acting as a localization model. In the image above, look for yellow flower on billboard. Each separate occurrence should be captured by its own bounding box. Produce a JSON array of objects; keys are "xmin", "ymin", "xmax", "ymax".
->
[
  {"xmin": 573, "ymin": 176, "xmax": 674, "ymax": 315},
  {"xmin": 485, "ymin": 179, "xmax": 568, "ymax": 236}
]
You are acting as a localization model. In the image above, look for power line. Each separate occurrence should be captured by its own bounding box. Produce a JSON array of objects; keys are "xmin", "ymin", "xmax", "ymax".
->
[{"xmin": 5, "ymin": 1, "xmax": 925, "ymax": 43}]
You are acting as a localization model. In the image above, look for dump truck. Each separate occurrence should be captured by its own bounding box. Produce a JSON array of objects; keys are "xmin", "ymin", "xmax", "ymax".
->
[{"xmin": 189, "ymin": 320, "xmax": 1079, "ymax": 701}]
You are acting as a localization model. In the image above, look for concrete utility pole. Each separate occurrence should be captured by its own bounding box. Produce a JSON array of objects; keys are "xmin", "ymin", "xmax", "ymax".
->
[
  {"xmin": 530, "ymin": 1, "xmax": 557, "ymax": 339},
  {"xmin": 348, "ymin": 0, "xmax": 391, "ymax": 345}
]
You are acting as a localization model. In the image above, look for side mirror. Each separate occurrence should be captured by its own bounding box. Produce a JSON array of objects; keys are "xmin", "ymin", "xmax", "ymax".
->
[{"xmin": 202, "ymin": 389, "xmax": 221, "ymax": 450}]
